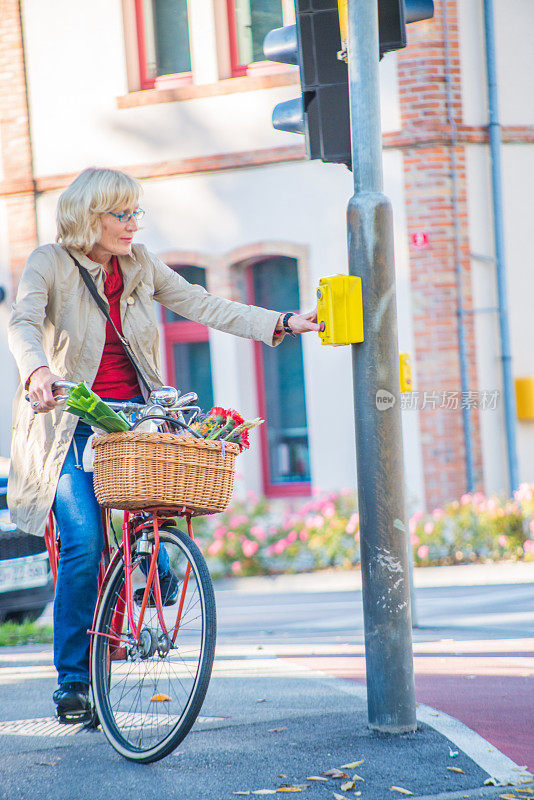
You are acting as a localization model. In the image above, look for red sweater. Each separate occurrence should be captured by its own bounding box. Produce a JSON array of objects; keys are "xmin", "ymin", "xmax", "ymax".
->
[{"xmin": 91, "ymin": 256, "xmax": 141, "ymax": 399}]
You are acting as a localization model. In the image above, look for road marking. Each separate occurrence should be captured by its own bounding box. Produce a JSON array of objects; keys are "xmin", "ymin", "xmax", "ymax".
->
[
  {"xmin": 285, "ymin": 666, "xmax": 534, "ymax": 787},
  {"xmin": 0, "ymin": 715, "xmax": 225, "ymax": 738}
]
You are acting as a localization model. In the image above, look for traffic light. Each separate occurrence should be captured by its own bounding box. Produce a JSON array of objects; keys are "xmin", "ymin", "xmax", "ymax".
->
[
  {"xmin": 264, "ymin": 0, "xmax": 351, "ymax": 167},
  {"xmin": 263, "ymin": 0, "xmax": 434, "ymax": 168},
  {"xmin": 379, "ymin": 0, "xmax": 435, "ymax": 57}
]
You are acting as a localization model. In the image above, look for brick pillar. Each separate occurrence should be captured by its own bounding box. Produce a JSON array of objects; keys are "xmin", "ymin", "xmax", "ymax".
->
[
  {"xmin": 0, "ymin": 0, "xmax": 38, "ymax": 288},
  {"xmin": 398, "ymin": 0, "xmax": 483, "ymax": 508}
]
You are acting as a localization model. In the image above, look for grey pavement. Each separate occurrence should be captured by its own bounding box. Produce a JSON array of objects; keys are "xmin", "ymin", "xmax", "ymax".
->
[{"xmin": 1, "ymin": 561, "xmax": 533, "ymax": 799}]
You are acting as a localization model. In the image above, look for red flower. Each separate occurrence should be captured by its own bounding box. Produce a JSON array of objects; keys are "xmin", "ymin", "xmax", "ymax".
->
[
  {"xmin": 228, "ymin": 410, "xmax": 244, "ymax": 426},
  {"xmin": 238, "ymin": 428, "xmax": 250, "ymax": 452},
  {"xmin": 209, "ymin": 406, "xmax": 228, "ymax": 421}
]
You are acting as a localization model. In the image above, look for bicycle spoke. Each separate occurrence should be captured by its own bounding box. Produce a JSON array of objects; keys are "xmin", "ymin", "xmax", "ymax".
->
[{"xmin": 91, "ymin": 526, "xmax": 216, "ymax": 762}]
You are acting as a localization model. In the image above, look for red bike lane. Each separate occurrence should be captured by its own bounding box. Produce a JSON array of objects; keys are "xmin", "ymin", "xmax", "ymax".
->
[{"xmin": 278, "ymin": 637, "xmax": 534, "ymax": 772}]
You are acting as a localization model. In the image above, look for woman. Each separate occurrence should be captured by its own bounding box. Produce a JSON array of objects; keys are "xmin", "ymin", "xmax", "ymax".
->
[{"xmin": 8, "ymin": 167, "xmax": 319, "ymax": 721}]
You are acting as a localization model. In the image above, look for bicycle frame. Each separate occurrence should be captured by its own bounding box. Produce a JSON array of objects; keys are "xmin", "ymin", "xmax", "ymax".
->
[{"xmin": 45, "ymin": 506, "xmax": 196, "ymax": 655}]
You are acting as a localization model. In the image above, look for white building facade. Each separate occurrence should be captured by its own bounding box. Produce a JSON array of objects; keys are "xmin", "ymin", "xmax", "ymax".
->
[{"xmin": 0, "ymin": 0, "xmax": 533, "ymax": 512}]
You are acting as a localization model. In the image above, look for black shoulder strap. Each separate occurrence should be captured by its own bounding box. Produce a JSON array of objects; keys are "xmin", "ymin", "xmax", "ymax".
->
[{"xmin": 68, "ymin": 251, "xmax": 154, "ymax": 394}]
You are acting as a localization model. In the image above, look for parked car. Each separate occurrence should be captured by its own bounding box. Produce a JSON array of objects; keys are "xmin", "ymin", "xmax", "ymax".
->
[{"xmin": 0, "ymin": 475, "xmax": 54, "ymax": 623}]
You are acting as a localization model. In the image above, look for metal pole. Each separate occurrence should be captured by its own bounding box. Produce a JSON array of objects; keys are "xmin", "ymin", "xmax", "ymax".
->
[
  {"xmin": 482, "ymin": 0, "xmax": 519, "ymax": 495},
  {"xmin": 442, "ymin": 0, "xmax": 475, "ymax": 494},
  {"xmin": 346, "ymin": 0, "xmax": 416, "ymax": 731}
]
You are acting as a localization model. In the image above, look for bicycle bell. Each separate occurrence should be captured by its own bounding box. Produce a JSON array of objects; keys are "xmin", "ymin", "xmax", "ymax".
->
[{"xmin": 148, "ymin": 386, "xmax": 179, "ymax": 407}]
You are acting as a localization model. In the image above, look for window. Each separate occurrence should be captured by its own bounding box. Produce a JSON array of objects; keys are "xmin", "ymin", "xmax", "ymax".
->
[
  {"xmin": 227, "ymin": 0, "xmax": 284, "ymax": 76},
  {"xmin": 135, "ymin": 0, "xmax": 192, "ymax": 89},
  {"xmin": 248, "ymin": 257, "xmax": 311, "ymax": 496},
  {"xmin": 163, "ymin": 266, "xmax": 214, "ymax": 412}
]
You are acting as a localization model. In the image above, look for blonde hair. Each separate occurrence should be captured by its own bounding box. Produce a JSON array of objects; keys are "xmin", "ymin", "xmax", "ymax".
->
[{"xmin": 56, "ymin": 167, "xmax": 141, "ymax": 252}]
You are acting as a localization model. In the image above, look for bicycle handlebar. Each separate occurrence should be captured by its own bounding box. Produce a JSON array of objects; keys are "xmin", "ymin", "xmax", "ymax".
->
[{"xmin": 25, "ymin": 381, "xmax": 199, "ymax": 413}]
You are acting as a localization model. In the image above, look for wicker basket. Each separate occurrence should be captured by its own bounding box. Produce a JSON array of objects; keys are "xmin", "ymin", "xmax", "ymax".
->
[{"xmin": 92, "ymin": 431, "xmax": 240, "ymax": 514}]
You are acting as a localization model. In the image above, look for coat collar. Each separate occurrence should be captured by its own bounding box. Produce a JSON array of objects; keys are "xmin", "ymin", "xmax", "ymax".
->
[{"xmin": 68, "ymin": 247, "xmax": 144, "ymax": 297}]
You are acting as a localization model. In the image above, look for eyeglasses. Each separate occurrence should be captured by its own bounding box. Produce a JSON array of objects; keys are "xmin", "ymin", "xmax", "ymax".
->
[{"xmin": 108, "ymin": 208, "xmax": 145, "ymax": 223}]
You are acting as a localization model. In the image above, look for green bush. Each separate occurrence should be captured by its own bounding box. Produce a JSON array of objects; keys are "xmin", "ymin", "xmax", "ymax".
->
[{"xmin": 193, "ymin": 484, "xmax": 534, "ymax": 578}]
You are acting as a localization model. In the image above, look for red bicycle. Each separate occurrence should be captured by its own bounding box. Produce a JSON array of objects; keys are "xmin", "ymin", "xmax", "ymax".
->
[{"xmin": 43, "ymin": 384, "xmax": 217, "ymax": 763}]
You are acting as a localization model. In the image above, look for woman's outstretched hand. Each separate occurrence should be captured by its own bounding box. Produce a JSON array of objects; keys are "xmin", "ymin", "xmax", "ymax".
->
[
  {"xmin": 28, "ymin": 366, "xmax": 63, "ymax": 413},
  {"xmin": 277, "ymin": 308, "xmax": 323, "ymax": 336}
]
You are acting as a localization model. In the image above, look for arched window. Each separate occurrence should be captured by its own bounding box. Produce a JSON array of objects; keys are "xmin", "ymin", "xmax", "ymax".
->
[
  {"xmin": 162, "ymin": 266, "xmax": 214, "ymax": 411},
  {"xmin": 248, "ymin": 256, "xmax": 311, "ymax": 496}
]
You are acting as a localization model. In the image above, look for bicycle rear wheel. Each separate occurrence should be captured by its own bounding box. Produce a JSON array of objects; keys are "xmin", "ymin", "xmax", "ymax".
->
[{"xmin": 91, "ymin": 525, "xmax": 216, "ymax": 763}]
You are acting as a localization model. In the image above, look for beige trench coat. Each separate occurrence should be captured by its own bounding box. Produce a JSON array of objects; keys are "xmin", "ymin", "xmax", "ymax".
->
[{"xmin": 8, "ymin": 243, "xmax": 282, "ymax": 536}]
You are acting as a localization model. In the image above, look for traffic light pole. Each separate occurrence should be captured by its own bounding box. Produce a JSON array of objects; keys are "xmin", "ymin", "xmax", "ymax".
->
[{"xmin": 346, "ymin": 0, "xmax": 417, "ymax": 731}]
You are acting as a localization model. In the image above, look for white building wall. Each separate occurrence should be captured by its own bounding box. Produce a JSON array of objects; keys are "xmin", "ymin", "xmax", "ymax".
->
[
  {"xmin": 459, "ymin": 0, "xmax": 534, "ymax": 494},
  {"xmin": 7, "ymin": 0, "xmax": 422, "ymax": 505},
  {"xmin": 0, "ymin": 198, "xmax": 17, "ymax": 458}
]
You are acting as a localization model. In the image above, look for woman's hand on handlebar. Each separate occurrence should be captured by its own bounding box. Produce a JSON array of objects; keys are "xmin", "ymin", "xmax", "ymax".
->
[{"xmin": 28, "ymin": 367, "xmax": 64, "ymax": 413}]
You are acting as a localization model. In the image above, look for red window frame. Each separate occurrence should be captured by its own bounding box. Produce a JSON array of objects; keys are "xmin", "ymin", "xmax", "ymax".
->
[
  {"xmin": 226, "ymin": 0, "xmax": 289, "ymax": 77},
  {"xmin": 163, "ymin": 317, "xmax": 210, "ymax": 388},
  {"xmin": 135, "ymin": 0, "xmax": 193, "ymax": 90},
  {"xmin": 246, "ymin": 268, "xmax": 310, "ymax": 499}
]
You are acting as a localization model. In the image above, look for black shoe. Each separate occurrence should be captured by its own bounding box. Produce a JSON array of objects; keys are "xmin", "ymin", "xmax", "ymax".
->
[
  {"xmin": 53, "ymin": 681, "xmax": 91, "ymax": 724},
  {"xmin": 134, "ymin": 569, "xmax": 179, "ymax": 607}
]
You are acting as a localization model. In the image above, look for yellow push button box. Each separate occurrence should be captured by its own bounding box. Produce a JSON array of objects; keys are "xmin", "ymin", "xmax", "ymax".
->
[
  {"xmin": 399, "ymin": 352, "xmax": 413, "ymax": 393},
  {"xmin": 515, "ymin": 377, "xmax": 534, "ymax": 419},
  {"xmin": 316, "ymin": 275, "xmax": 364, "ymax": 346}
]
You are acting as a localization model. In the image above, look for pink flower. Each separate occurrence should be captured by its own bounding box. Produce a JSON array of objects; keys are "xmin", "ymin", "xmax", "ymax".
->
[
  {"xmin": 354, "ymin": 530, "xmax": 360, "ymax": 542},
  {"xmin": 514, "ymin": 483, "xmax": 533, "ymax": 503},
  {"xmin": 299, "ymin": 530, "xmax": 309, "ymax": 542},
  {"xmin": 242, "ymin": 539, "xmax": 259, "ymax": 558},
  {"xmin": 523, "ymin": 539, "xmax": 534, "ymax": 554},
  {"xmin": 412, "ymin": 510, "xmax": 424, "ymax": 523},
  {"xmin": 432, "ymin": 508, "xmax": 445, "ymax": 520},
  {"xmin": 305, "ymin": 514, "xmax": 324, "ymax": 530},
  {"xmin": 529, "ymin": 520, "xmax": 534, "ymax": 535},
  {"xmin": 214, "ymin": 526, "xmax": 227, "ymax": 540},
  {"xmin": 247, "ymin": 490, "xmax": 259, "ymax": 503},
  {"xmin": 408, "ymin": 517, "xmax": 419, "ymax": 535},
  {"xmin": 417, "ymin": 545, "xmax": 429, "ymax": 559},
  {"xmin": 230, "ymin": 515, "xmax": 248, "ymax": 527},
  {"xmin": 273, "ymin": 539, "xmax": 288, "ymax": 554},
  {"xmin": 497, "ymin": 535, "xmax": 507, "ymax": 547},
  {"xmin": 286, "ymin": 530, "xmax": 298, "ymax": 543},
  {"xmin": 411, "ymin": 534, "xmax": 420, "ymax": 545},
  {"xmin": 345, "ymin": 512, "xmax": 360, "ymax": 534},
  {"xmin": 460, "ymin": 493, "xmax": 472, "ymax": 506},
  {"xmin": 423, "ymin": 521, "xmax": 434, "ymax": 535},
  {"xmin": 472, "ymin": 491, "xmax": 486, "ymax": 506},
  {"xmin": 312, "ymin": 487, "xmax": 322, "ymax": 496},
  {"xmin": 226, "ymin": 531, "xmax": 235, "ymax": 540},
  {"xmin": 322, "ymin": 502, "xmax": 336, "ymax": 519},
  {"xmin": 231, "ymin": 561, "xmax": 242, "ymax": 574},
  {"xmin": 207, "ymin": 540, "xmax": 224, "ymax": 556},
  {"xmin": 250, "ymin": 525, "xmax": 267, "ymax": 541}
]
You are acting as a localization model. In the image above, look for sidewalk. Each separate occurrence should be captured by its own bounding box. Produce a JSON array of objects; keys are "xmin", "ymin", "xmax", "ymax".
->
[
  {"xmin": 8, "ymin": 560, "xmax": 532, "ymax": 799},
  {"xmin": 0, "ymin": 640, "xmax": 532, "ymax": 800},
  {"xmin": 214, "ymin": 560, "xmax": 534, "ymax": 594}
]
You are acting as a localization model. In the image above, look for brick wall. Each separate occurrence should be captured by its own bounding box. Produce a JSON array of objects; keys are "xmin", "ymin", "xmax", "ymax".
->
[
  {"xmin": 0, "ymin": 0, "xmax": 38, "ymax": 287},
  {"xmin": 397, "ymin": 0, "xmax": 483, "ymax": 508}
]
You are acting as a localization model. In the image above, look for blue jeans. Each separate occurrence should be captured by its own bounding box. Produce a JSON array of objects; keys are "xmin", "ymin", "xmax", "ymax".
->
[{"xmin": 52, "ymin": 400, "xmax": 170, "ymax": 686}]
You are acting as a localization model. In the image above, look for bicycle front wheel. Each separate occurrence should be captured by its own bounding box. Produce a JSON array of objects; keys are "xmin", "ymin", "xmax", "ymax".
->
[{"xmin": 91, "ymin": 525, "xmax": 216, "ymax": 763}]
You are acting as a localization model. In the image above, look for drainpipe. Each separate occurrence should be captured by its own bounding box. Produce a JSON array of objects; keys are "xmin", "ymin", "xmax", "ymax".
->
[
  {"xmin": 442, "ymin": 0, "xmax": 475, "ymax": 493},
  {"xmin": 482, "ymin": 0, "xmax": 519, "ymax": 495}
]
